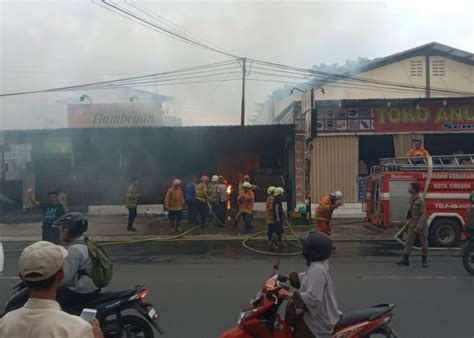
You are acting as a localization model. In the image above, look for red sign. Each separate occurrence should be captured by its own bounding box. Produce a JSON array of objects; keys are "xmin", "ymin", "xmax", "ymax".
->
[
  {"xmin": 294, "ymin": 134, "xmax": 306, "ymax": 204},
  {"xmin": 374, "ymin": 103, "xmax": 474, "ymax": 133}
]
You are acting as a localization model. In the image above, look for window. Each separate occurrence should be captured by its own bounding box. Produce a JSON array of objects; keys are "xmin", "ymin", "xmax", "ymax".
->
[
  {"xmin": 432, "ymin": 60, "xmax": 446, "ymax": 76},
  {"xmin": 409, "ymin": 60, "xmax": 423, "ymax": 76}
]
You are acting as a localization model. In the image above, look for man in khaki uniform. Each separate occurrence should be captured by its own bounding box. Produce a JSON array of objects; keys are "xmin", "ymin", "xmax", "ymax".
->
[
  {"xmin": 0, "ymin": 241, "xmax": 103, "ymax": 338},
  {"xmin": 397, "ymin": 182, "xmax": 429, "ymax": 268}
]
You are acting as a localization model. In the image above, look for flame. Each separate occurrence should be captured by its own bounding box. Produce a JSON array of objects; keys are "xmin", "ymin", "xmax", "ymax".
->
[
  {"xmin": 226, "ymin": 184, "xmax": 233, "ymax": 212},
  {"xmin": 226, "ymin": 185, "xmax": 233, "ymax": 194}
]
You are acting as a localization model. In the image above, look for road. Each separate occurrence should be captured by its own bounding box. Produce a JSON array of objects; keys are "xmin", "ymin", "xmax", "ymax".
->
[{"xmin": 1, "ymin": 241, "xmax": 473, "ymax": 338}]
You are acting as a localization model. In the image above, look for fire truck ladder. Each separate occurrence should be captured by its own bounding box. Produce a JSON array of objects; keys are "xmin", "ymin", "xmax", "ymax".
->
[{"xmin": 378, "ymin": 154, "xmax": 474, "ymax": 171}]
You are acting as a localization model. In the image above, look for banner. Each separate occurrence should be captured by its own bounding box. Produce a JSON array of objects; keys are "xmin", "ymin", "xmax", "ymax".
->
[
  {"xmin": 68, "ymin": 103, "xmax": 163, "ymax": 128},
  {"xmin": 294, "ymin": 134, "xmax": 306, "ymax": 204},
  {"xmin": 374, "ymin": 103, "xmax": 474, "ymax": 132}
]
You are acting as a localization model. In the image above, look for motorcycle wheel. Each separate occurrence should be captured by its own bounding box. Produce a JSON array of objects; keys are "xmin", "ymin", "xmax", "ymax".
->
[
  {"xmin": 462, "ymin": 246, "xmax": 474, "ymax": 275},
  {"xmin": 106, "ymin": 315, "xmax": 154, "ymax": 338}
]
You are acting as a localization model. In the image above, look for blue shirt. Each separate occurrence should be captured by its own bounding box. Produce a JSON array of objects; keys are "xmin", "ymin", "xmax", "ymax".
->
[{"xmin": 185, "ymin": 182, "xmax": 196, "ymax": 202}]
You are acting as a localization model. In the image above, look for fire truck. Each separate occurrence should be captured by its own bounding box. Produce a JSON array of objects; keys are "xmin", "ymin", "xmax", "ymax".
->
[{"xmin": 365, "ymin": 154, "xmax": 474, "ymax": 247}]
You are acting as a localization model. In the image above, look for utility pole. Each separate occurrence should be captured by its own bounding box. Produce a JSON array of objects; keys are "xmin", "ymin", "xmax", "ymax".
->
[{"xmin": 240, "ymin": 58, "xmax": 246, "ymax": 126}]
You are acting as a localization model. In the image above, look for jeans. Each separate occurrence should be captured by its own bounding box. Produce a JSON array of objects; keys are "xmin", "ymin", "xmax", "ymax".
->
[
  {"xmin": 268, "ymin": 223, "xmax": 283, "ymax": 241},
  {"xmin": 242, "ymin": 213, "xmax": 252, "ymax": 232},
  {"xmin": 186, "ymin": 200, "xmax": 196, "ymax": 225},
  {"xmin": 42, "ymin": 223, "xmax": 60, "ymax": 244},
  {"xmin": 216, "ymin": 201, "xmax": 227, "ymax": 224},
  {"xmin": 128, "ymin": 208, "xmax": 137, "ymax": 228},
  {"xmin": 196, "ymin": 201, "xmax": 209, "ymax": 227}
]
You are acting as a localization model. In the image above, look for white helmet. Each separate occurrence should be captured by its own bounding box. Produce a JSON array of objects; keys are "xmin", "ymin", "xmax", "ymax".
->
[
  {"xmin": 242, "ymin": 182, "xmax": 252, "ymax": 189},
  {"xmin": 274, "ymin": 187, "xmax": 285, "ymax": 196},
  {"xmin": 331, "ymin": 191, "xmax": 343, "ymax": 199},
  {"xmin": 267, "ymin": 186, "xmax": 276, "ymax": 195},
  {"xmin": 212, "ymin": 175, "xmax": 219, "ymax": 183}
]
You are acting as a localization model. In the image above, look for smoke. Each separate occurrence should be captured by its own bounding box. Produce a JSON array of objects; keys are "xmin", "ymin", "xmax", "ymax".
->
[{"xmin": 1, "ymin": 1, "xmax": 473, "ymax": 129}]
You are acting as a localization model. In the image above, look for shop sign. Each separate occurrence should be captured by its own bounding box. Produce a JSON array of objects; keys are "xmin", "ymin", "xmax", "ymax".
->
[
  {"xmin": 68, "ymin": 103, "xmax": 163, "ymax": 128},
  {"xmin": 295, "ymin": 134, "xmax": 306, "ymax": 204}
]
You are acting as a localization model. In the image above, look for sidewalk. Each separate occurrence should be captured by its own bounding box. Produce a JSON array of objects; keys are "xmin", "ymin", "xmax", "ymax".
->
[{"xmin": 0, "ymin": 215, "xmax": 396, "ymax": 242}]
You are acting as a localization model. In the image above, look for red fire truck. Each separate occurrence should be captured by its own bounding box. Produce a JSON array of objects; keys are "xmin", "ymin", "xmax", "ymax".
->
[{"xmin": 365, "ymin": 154, "xmax": 474, "ymax": 247}]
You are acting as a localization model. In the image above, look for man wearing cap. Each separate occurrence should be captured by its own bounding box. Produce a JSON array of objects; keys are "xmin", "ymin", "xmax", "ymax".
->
[{"xmin": 0, "ymin": 241, "xmax": 103, "ymax": 338}]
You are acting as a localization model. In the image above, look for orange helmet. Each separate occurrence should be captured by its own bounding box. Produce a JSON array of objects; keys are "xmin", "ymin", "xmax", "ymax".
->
[{"xmin": 243, "ymin": 174, "xmax": 250, "ymax": 181}]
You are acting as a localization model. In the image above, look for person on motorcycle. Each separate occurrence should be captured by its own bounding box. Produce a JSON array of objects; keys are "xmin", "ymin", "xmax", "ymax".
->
[
  {"xmin": 0, "ymin": 241, "xmax": 103, "ymax": 338},
  {"xmin": 278, "ymin": 231, "xmax": 340, "ymax": 338},
  {"xmin": 53, "ymin": 212, "xmax": 100, "ymax": 308}
]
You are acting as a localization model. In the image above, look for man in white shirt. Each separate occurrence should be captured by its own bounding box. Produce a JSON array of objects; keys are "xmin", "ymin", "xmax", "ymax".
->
[{"xmin": 0, "ymin": 241, "xmax": 103, "ymax": 338}]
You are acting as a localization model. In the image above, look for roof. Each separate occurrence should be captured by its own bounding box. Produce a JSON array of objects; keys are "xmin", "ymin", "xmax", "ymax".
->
[
  {"xmin": 340, "ymin": 42, "xmax": 474, "ymax": 77},
  {"xmin": 56, "ymin": 87, "xmax": 173, "ymax": 104}
]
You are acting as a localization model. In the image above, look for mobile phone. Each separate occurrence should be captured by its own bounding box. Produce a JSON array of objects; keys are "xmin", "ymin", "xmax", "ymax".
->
[{"xmin": 80, "ymin": 308, "xmax": 97, "ymax": 322}]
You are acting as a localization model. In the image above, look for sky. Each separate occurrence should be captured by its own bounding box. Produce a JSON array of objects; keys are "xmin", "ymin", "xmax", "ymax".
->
[{"xmin": 1, "ymin": 0, "xmax": 473, "ymax": 129}]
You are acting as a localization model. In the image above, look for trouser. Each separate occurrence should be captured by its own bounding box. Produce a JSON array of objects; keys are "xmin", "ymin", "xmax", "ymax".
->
[
  {"xmin": 57, "ymin": 287, "xmax": 100, "ymax": 311},
  {"xmin": 128, "ymin": 208, "xmax": 137, "ymax": 227},
  {"xmin": 196, "ymin": 201, "xmax": 209, "ymax": 226},
  {"xmin": 216, "ymin": 201, "xmax": 227, "ymax": 224},
  {"xmin": 268, "ymin": 222, "xmax": 283, "ymax": 242},
  {"xmin": 403, "ymin": 226, "xmax": 429, "ymax": 256},
  {"xmin": 242, "ymin": 213, "xmax": 252, "ymax": 232},
  {"xmin": 317, "ymin": 220, "xmax": 331, "ymax": 236},
  {"xmin": 42, "ymin": 223, "xmax": 60, "ymax": 244},
  {"xmin": 186, "ymin": 200, "xmax": 196, "ymax": 225}
]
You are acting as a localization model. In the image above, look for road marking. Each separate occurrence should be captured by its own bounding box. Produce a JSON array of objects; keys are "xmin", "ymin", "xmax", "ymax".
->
[
  {"xmin": 348, "ymin": 275, "xmax": 469, "ymax": 280},
  {"xmin": 0, "ymin": 276, "xmax": 20, "ymax": 280}
]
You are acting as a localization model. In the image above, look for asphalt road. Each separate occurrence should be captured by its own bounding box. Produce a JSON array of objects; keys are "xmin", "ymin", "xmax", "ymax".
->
[{"xmin": 1, "ymin": 242, "xmax": 473, "ymax": 338}]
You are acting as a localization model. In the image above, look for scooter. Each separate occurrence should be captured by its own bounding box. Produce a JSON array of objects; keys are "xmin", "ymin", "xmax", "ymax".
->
[
  {"xmin": 2, "ymin": 283, "xmax": 164, "ymax": 338},
  {"xmin": 220, "ymin": 261, "xmax": 397, "ymax": 338}
]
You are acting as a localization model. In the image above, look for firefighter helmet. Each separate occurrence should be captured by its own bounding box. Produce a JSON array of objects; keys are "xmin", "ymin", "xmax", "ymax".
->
[
  {"xmin": 212, "ymin": 175, "xmax": 219, "ymax": 182},
  {"xmin": 267, "ymin": 186, "xmax": 276, "ymax": 195},
  {"xmin": 242, "ymin": 182, "xmax": 252, "ymax": 189},
  {"xmin": 274, "ymin": 187, "xmax": 285, "ymax": 196}
]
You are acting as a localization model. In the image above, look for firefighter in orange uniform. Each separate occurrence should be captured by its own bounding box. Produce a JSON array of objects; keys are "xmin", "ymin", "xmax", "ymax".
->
[
  {"xmin": 316, "ymin": 191, "xmax": 343, "ymax": 236},
  {"xmin": 238, "ymin": 182, "xmax": 255, "ymax": 233},
  {"xmin": 165, "ymin": 179, "xmax": 185, "ymax": 233},
  {"xmin": 406, "ymin": 139, "xmax": 430, "ymax": 157}
]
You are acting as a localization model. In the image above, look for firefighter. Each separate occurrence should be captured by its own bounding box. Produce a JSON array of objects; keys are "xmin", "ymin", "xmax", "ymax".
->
[
  {"xmin": 397, "ymin": 182, "xmax": 429, "ymax": 268},
  {"xmin": 406, "ymin": 139, "xmax": 430, "ymax": 157},
  {"xmin": 272, "ymin": 187, "xmax": 285, "ymax": 249},
  {"xmin": 266, "ymin": 186, "xmax": 276, "ymax": 248},
  {"xmin": 316, "ymin": 191, "xmax": 343, "ymax": 236},
  {"xmin": 195, "ymin": 176, "xmax": 210, "ymax": 228},
  {"xmin": 165, "ymin": 179, "xmax": 185, "ymax": 233},
  {"xmin": 238, "ymin": 182, "xmax": 255, "ymax": 233},
  {"xmin": 235, "ymin": 174, "xmax": 259, "ymax": 226}
]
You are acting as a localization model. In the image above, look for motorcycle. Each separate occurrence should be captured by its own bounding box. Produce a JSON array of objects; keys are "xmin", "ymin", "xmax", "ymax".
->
[
  {"xmin": 2, "ymin": 283, "xmax": 164, "ymax": 338},
  {"xmin": 462, "ymin": 225, "xmax": 474, "ymax": 275},
  {"xmin": 220, "ymin": 261, "xmax": 397, "ymax": 338}
]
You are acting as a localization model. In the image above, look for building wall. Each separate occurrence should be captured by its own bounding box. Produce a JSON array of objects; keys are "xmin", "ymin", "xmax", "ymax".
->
[
  {"xmin": 429, "ymin": 58, "xmax": 474, "ymax": 96},
  {"xmin": 311, "ymin": 136, "xmax": 359, "ymax": 203}
]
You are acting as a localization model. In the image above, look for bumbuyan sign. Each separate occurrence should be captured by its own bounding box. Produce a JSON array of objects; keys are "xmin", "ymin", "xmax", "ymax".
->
[
  {"xmin": 374, "ymin": 103, "xmax": 474, "ymax": 133},
  {"xmin": 68, "ymin": 103, "xmax": 163, "ymax": 128}
]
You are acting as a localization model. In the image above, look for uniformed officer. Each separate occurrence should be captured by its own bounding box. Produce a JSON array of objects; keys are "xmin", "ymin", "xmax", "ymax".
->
[{"xmin": 397, "ymin": 182, "xmax": 429, "ymax": 268}]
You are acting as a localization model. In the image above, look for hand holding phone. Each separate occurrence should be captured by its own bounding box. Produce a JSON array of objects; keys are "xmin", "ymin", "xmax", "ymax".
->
[{"xmin": 80, "ymin": 308, "xmax": 97, "ymax": 323}]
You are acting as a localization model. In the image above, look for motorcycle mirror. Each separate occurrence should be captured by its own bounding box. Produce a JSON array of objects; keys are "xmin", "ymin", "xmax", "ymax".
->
[{"xmin": 273, "ymin": 259, "xmax": 280, "ymax": 271}]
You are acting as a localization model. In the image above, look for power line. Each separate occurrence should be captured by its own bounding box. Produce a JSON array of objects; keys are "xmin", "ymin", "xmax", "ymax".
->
[{"xmin": 99, "ymin": 0, "xmax": 240, "ymax": 58}]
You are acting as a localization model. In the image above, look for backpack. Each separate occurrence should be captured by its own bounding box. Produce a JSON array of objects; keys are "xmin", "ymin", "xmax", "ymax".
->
[{"xmin": 76, "ymin": 236, "xmax": 113, "ymax": 288}]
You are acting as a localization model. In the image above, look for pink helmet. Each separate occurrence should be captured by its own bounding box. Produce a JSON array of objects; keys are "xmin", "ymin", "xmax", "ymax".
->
[
  {"xmin": 243, "ymin": 174, "xmax": 250, "ymax": 181},
  {"xmin": 201, "ymin": 175, "xmax": 210, "ymax": 182},
  {"xmin": 172, "ymin": 179, "xmax": 182, "ymax": 186}
]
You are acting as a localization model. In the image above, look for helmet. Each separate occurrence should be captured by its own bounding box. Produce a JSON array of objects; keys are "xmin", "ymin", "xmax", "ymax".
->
[
  {"xmin": 274, "ymin": 187, "xmax": 285, "ymax": 196},
  {"xmin": 52, "ymin": 212, "xmax": 88, "ymax": 238},
  {"xmin": 470, "ymin": 191, "xmax": 474, "ymax": 204},
  {"xmin": 212, "ymin": 175, "xmax": 219, "ymax": 183},
  {"xmin": 331, "ymin": 191, "xmax": 343, "ymax": 199},
  {"xmin": 299, "ymin": 230, "xmax": 333, "ymax": 262},
  {"xmin": 267, "ymin": 186, "xmax": 276, "ymax": 195},
  {"xmin": 243, "ymin": 174, "xmax": 251, "ymax": 181},
  {"xmin": 201, "ymin": 175, "xmax": 210, "ymax": 182},
  {"xmin": 172, "ymin": 179, "xmax": 182, "ymax": 186},
  {"xmin": 242, "ymin": 182, "xmax": 252, "ymax": 189}
]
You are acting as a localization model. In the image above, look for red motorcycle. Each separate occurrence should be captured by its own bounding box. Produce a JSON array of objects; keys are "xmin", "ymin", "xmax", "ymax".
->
[{"xmin": 220, "ymin": 261, "xmax": 398, "ymax": 338}]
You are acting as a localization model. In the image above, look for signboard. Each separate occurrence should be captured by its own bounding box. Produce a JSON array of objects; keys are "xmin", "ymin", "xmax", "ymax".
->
[
  {"xmin": 314, "ymin": 102, "xmax": 474, "ymax": 134},
  {"xmin": 294, "ymin": 134, "xmax": 306, "ymax": 204},
  {"xmin": 68, "ymin": 103, "xmax": 163, "ymax": 128},
  {"xmin": 374, "ymin": 103, "xmax": 474, "ymax": 133},
  {"xmin": 315, "ymin": 107, "xmax": 374, "ymax": 133},
  {"xmin": 43, "ymin": 137, "xmax": 72, "ymax": 155}
]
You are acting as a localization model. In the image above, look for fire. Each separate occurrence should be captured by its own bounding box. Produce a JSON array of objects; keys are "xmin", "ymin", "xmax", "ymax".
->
[
  {"xmin": 226, "ymin": 184, "xmax": 233, "ymax": 212},
  {"xmin": 226, "ymin": 184, "xmax": 233, "ymax": 194}
]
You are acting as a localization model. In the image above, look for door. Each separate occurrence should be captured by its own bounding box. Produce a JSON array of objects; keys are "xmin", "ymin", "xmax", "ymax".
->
[{"xmin": 389, "ymin": 179, "xmax": 414, "ymax": 224}]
